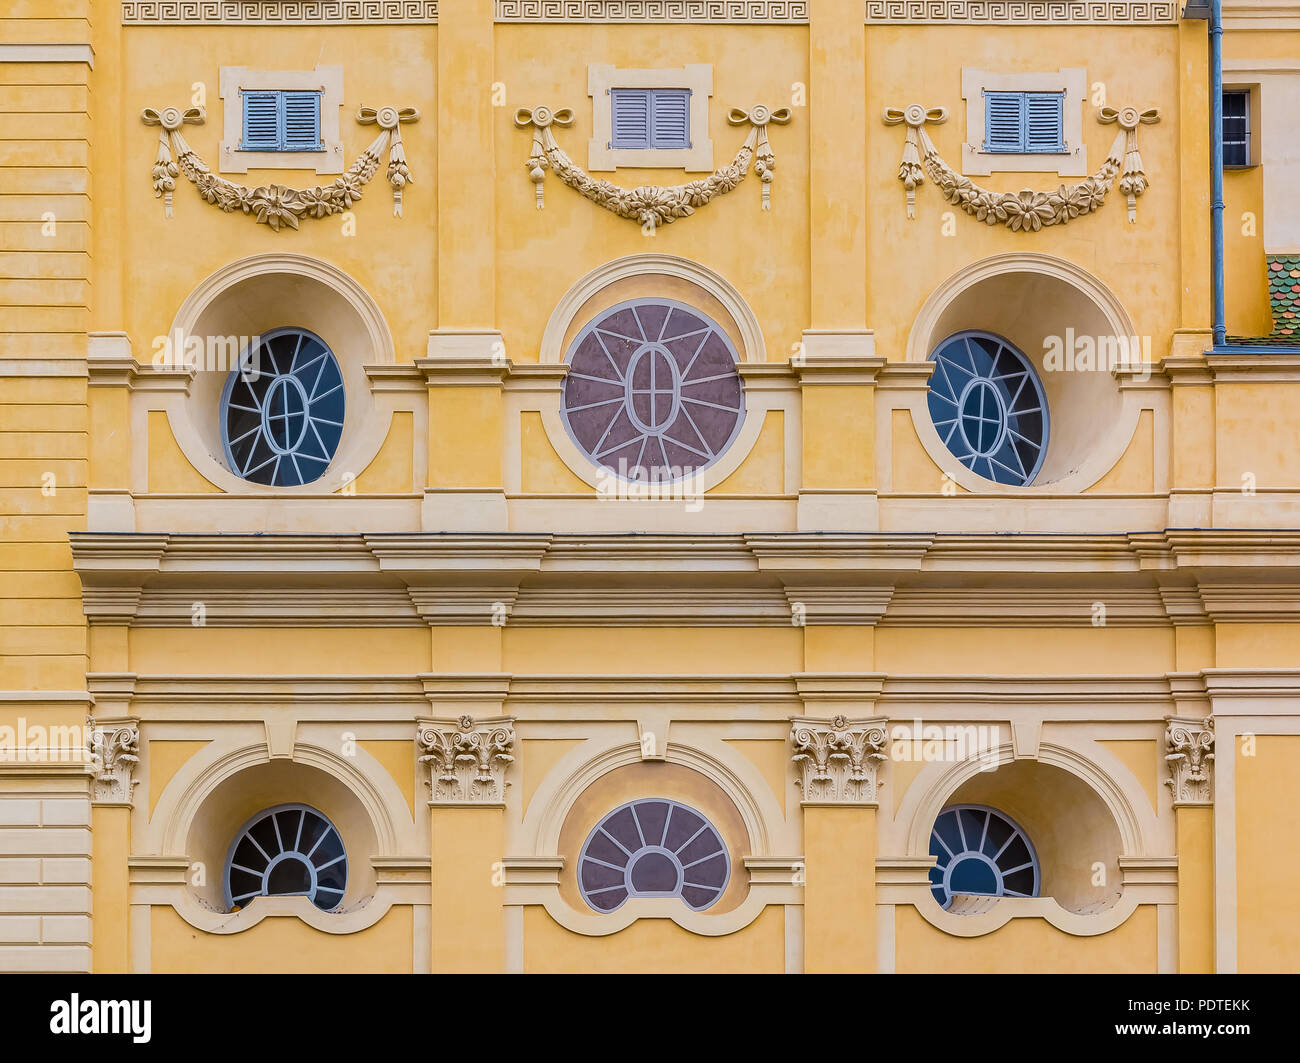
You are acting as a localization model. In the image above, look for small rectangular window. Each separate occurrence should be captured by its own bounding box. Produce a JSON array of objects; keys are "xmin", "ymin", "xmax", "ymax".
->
[
  {"xmin": 1223, "ymin": 89, "xmax": 1251, "ymax": 168},
  {"xmin": 610, "ymin": 88, "xmax": 691, "ymax": 150},
  {"xmin": 983, "ymin": 90, "xmax": 1065, "ymax": 154},
  {"xmin": 240, "ymin": 89, "xmax": 322, "ymax": 152}
]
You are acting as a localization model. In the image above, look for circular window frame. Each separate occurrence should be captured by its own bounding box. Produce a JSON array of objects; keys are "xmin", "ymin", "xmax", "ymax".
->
[
  {"xmin": 929, "ymin": 803, "xmax": 1040, "ymax": 911},
  {"xmin": 577, "ymin": 797, "xmax": 731, "ymax": 913},
  {"xmin": 223, "ymin": 802, "xmax": 349, "ymax": 913},
  {"xmin": 159, "ymin": 252, "xmax": 399, "ymax": 497},
  {"xmin": 219, "ymin": 326, "xmax": 346, "ymax": 487},
  {"xmin": 926, "ymin": 329, "xmax": 1050, "ymax": 487},
  {"xmin": 560, "ymin": 298, "xmax": 747, "ymax": 485},
  {"xmin": 903, "ymin": 251, "xmax": 1151, "ymax": 495}
]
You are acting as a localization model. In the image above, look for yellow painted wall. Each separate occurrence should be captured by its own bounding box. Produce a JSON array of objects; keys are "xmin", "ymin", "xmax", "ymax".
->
[
  {"xmin": 150, "ymin": 904, "xmax": 414, "ymax": 973},
  {"xmin": 1236, "ymin": 735, "xmax": 1300, "ymax": 972},
  {"xmin": 1223, "ymin": 165, "xmax": 1271, "ymax": 338},
  {"xmin": 522, "ymin": 903, "xmax": 785, "ymax": 974},
  {"xmin": 430, "ymin": 807, "xmax": 504, "ymax": 973},
  {"xmin": 4, "ymin": 3, "xmax": 1298, "ymax": 978},
  {"xmin": 1176, "ymin": 804, "xmax": 1214, "ymax": 974},
  {"xmin": 894, "ymin": 903, "xmax": 1159, "ymax": 973},
  {"xmin": 805, "ymin": 805, "xmax": 875, "ymax": 973}
]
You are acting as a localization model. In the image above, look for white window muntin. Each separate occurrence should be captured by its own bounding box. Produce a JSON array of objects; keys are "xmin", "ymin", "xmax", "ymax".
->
[
  {"xmin": 224, "ymin": 803, "xmax": 348, "ymax": 912},
  {"xmin": 929, "ymin": 803, "xmax": 1040, "ymax": 910}
]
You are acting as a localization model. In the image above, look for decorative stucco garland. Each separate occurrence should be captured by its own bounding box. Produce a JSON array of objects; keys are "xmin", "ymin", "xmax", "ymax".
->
[
  {"xmin": 141, "ymin": 104, "xmax": 419, "ymax": 230},
  {"xmin": 883, "ymin": 102, "xmax": 1159, "ymax": 230},
  {"xmin": 514, "ymin": 104, "xmax": 790, "ymax": 228}
]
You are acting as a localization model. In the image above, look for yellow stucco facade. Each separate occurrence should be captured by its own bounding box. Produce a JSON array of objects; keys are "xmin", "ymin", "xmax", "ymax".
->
[{"xmin": 2, "ymin": 0, "xmax": 1299, "ymax": 974}]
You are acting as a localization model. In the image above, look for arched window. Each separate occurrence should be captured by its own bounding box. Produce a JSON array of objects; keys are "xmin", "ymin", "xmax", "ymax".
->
[
  {"xmin": 926, "ymin": 330, "xmax": 1048, "ymax": 486},
  {"xmin": 578, "ymin": 798, "xmax": 729, "ymax": 913},
  {"xmin": 561, "ymin": 299, "xmax": 744, "ymax": 483},
  {"xmin": 225, "ymin": 804, "xmax": 347, "ymax": 912},
  {"xmin": 221, "ymin": 327, "xmax": 344, "ymax": 486},
  {"xmin": 929, "ymin": 804, "xmax": 1039, "ymax": 909}
]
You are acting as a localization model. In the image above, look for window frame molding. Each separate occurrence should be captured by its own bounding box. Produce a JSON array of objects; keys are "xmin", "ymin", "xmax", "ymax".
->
[
  {"xmin": 559, "ymin": 297, "xmax": 748, "ymax": 485},
  {"xmin": 219, "ymin": 64, "xmax": 345, "ymax": 174},
  {"xmin": 1221, "ymin": 84, "xmax": 1261, "ymax": 169},
  {"xmin": 961, "ymin": 66, "xmax": 1087, "ymax": 177},
  {"xmin": 587, "ymin": 63, "xmax": 714, "ymax": 171}
]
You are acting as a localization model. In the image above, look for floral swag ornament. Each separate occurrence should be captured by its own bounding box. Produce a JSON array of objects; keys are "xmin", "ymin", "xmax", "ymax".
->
[
  {"xmin": 514, "ymin": 104, "xmax": 791, "ymax": 228},
  {"xmin": 141, "ymin": 104, "xmax": 419, "ymax": 230},
  {"xmin": 883, "ymin": 102, "xmax": 1159, "ymax": 230}
]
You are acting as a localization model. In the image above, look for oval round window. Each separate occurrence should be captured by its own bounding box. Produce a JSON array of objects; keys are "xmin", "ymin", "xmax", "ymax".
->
[
  {"xmin": 561, "ymin": 299, "xmax": 745, "ymax": 483},
  {"xmin": 926, "ymin": 331, "xmax": 1049, "ymax": 487},
  {"xmin": 221, "ymin": 327, "xmax": 345, "ymax": 486}
]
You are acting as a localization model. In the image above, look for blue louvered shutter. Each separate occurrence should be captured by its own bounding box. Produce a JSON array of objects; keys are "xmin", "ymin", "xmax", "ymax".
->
[
  {"xmin": 984, "ymin": 91, "xmax": 1024, "ymax": 152},
  {"xmin": 1025, "ymin": 91, "xmax": 1065, "ymax": 152},
  {"xmin": 649, "ymin": 89, "xmax": 690, "ymax": 149},
  {"xmin": 611, "ymin": 89, "xmax": 651, "ymax": 148},
  {"xmin": 282, "ymin": 91, "xmax": 322, "ymax": 150},
  {"xmin": 242, "ymin": 91, "xmax": 280, "ymax": 150}
]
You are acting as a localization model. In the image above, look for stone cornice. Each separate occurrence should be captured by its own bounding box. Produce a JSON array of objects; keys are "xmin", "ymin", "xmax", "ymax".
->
[
  {"xmin": 1222, "ymin": 1, "xmax": 1300, "ymax": 30},
  {"xmin": 1204, "ymin": 353, "xmax": 1300, "ymax": 383},
  {"xmin": 68, "ymin": 530, "xmax": 1300, "ymax": 628}
]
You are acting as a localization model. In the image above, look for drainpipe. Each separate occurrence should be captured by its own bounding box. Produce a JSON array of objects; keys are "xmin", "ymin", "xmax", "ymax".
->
[{"xmin": 1209, "ymin": 0, "xmax": 1227, "ymax": 347}]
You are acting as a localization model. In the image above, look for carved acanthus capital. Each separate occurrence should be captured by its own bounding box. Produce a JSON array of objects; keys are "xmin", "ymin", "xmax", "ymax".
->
[
  {"xmin": 790, "ymin": 715, "xmax": 888, "ymax": 805},
  {"xmin": 87, "ymin": 716, "xmax": 140, "ymax": 805},
  {"xmin": 417, "ymin": 715, "xmax": 515, "ymax": 806},
  {"xmin": 1164, "ymin": 715, "xmax": 1215, "ymax": 806}
]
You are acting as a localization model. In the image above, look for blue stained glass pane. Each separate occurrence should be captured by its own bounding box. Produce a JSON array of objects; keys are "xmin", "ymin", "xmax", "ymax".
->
[{"xmin": 926, "ymin": 331, "xmax": 1049, "ymax": 487}]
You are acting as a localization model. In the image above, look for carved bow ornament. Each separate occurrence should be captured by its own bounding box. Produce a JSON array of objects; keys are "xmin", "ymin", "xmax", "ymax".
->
[
  {"xmin": 141, "ymin": 104, "xmax": 419, "ymax": 229},
  {"xmin": 883, "ymin": 102, "xmax": 1159, "ymax": 230},
  {"xmin": 515, "ymin": 104, "xmax": 791, "ymax": 228}
]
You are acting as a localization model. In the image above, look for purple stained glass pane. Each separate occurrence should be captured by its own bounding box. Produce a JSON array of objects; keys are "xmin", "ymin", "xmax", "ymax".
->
[
  {"xmin": 561, "ymin": 299, "xmax": 745, "ymax": 482},
  {"xmin": 577, "ymin": 798, "xmax": 730, "ymax": 913}
]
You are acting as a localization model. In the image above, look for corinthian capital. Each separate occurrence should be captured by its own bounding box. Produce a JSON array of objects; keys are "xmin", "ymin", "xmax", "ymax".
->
[
  {"xmin": 790, "ymin": 715, "xmax": 888, "ymax": 806},
  {"xmin": 1164, "ymin": 715, "xmax": 1215, "ymax": 806},
  {"xmin": 416, "ymin": 715, "xmax": 515, "ymax": 806},
  {"xmin": 87, "ymin": 717, "xmax": 140, "ymax": 805}
]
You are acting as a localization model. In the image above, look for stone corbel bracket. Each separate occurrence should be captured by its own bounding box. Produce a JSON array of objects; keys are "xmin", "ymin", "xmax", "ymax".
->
[
  {"xmin": 87, "ymin": 715, "xmax": 141, "ymax": 806},
  {"xmin": 790, "ymin": 715, "xmax": 889, "ymax": 806},
  {"xmin": 416, "ymin": 714, "xmax": 516, "ymax": 806},
  {"xmin": 883, "ymin": 102, "xmax": 1159, "ymax": 229},
  {"xmin": 514, "ymin": 103, "xmax": 790, "ymax": 227},
  {"xmin": 141, "ymin": 103, "xmax": 419, "ymax": 229},
  {"xmin": 1164, "ymin": 714, "xmax": 1215, "ymax": 806}
]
